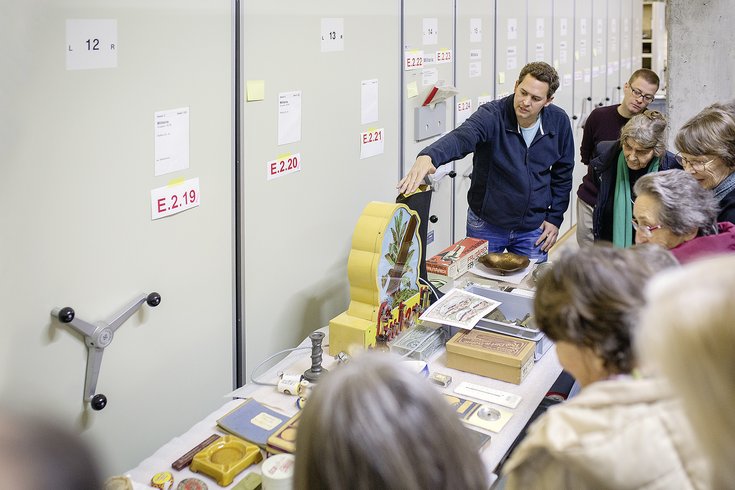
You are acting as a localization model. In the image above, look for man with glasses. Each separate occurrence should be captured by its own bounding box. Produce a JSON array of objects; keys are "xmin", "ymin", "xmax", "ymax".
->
[{"xmin": 576, "ymin": 69, "xmax": 660, "ymax": 247}]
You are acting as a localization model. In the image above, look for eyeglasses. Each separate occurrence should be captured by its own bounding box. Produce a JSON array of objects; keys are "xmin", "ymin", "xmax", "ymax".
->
[
  {"xmin": 630, "ymin": 86, "xmax": 656, "ymax": 103},
  {"xmin": 674, "ymin": 154, "xmax": 716, "ymax": 172},
  {"xmin": 631, "ymin": 218, "xmax": 662, "ymax": 238}
]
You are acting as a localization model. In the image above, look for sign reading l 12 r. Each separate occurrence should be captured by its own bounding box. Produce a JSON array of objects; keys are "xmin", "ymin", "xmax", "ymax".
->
[
  {"xmin": 151, "ymin": 178, "xmax": 200, "ymax": 220},
  {"xmin": 66, "ymin": 19, "xmax": 117, "ymax": 70}
]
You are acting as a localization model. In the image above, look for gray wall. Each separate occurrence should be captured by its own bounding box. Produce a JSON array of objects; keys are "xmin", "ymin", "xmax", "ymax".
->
[{"xmin": 667, "ymin": 0, "xmax": 735, "ymax": 139}]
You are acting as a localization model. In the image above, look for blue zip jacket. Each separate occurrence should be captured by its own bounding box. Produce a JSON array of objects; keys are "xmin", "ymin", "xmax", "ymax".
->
[{"xmin": 418, "ymin": 94, "xmax": 575, "ymax": 231}]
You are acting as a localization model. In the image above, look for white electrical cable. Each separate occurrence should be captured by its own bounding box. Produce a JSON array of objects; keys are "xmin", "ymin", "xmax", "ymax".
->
[
  {"xmin": 248, "ymin": 332, "xmax": 330, "ymax": 386},
  {"xmin": 249, "ymin": 347, "xmax": 310, "ymax": 386}
]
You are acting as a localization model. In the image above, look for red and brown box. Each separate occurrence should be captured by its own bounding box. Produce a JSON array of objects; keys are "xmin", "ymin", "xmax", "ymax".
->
[
  {"xmin": 426, "ymin": 237, "xmax": 488, "ymax": 279},
  {"xmin": 445, "ymin": 329, "xmax": 535, "ymax": 384}
]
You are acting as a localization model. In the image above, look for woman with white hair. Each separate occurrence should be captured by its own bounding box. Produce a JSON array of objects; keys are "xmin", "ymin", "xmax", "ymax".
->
[
  {"xmin": 632, "ymin": 169, "xmax": 735, "ymax": 263},
  {"xmin": 592, "ymin": 110, "xmax": 681, "ymax": 247},
  {"xmin": 675, "ymin": 103, "xmax": 735, "ymax": 224},
  {"xmin": 294, "ymin": 352, "xmax": 487, "ymax": 490},
  {"xmin": 638, "ymin": 255, "xmax": 735, "ymax": 490}
]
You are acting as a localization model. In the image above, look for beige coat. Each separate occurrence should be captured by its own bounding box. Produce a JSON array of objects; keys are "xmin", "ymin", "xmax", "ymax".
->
[{"xmin": 502, "ymin": 377, "xmax": 710, "ymax": 490}]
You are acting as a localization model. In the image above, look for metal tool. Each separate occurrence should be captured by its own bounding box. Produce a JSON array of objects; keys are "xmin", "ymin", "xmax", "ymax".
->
[{"xmin": 51, "ymin": 292, "xmax": 161, "ymax": 410}]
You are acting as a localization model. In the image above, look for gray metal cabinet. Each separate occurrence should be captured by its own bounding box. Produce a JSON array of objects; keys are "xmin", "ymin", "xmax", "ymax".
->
[
  {"xmin": 591, "ymin": 0, "xmax": 608, "ymax": 107},
  {"xmin": 552, "ymin": 0, "xmax": 577, "ymax": 234},
  {"xmin": 495, "ymin": 0, "xmax": 528, "ymax": 99},
  {"xmin": 607, "ymin": 0, "xmax": 623, "ymax": 104},
  {"xmin": 402, "ymin": 0, "xmax": 456, "ymax": 257},
  {"xmin": 452, "ymin": 0, "xmax": 496, "ymax": 242}
]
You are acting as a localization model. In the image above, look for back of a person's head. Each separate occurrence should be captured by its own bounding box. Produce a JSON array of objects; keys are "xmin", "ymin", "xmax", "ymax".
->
[
  {"xmin": 293, "ymin": 351, "xmax": 487, "ymax": 490},
  {"xmin": 638, "ymin": 255, "xmax": 735, "ymax": 490},
  {"xmin": 0, "ymin": 409, "xmax": 102, "ymax": 490},
  {"xmin": 534, "ymin": 245, "xmax": 677, "ymax": 374}
]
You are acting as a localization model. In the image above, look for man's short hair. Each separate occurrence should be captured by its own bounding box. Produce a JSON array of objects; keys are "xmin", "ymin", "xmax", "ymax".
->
[
  {"xmin": 518, "ymin": 62, "xmax": 560, "ymax": 98},
  {"xmin": 628, "ymin": 68, "xmax": 660, "ymax": 89}
]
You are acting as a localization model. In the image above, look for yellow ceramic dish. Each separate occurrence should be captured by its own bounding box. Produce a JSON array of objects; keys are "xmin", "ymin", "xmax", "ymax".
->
[{"xmin": 190, "ymin": 435, "xmax": 262, "ymax": 486}]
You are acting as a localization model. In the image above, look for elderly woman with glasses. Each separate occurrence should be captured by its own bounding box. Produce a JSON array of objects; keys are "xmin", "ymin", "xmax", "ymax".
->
[
  {"xmin": 632, "ymin": 169, "xmax": 735, "ymax": 263},
  {"xmin": 675, "ymin": 102, "xmax": 735, "ymax": 224},
  {"xmin": 591, "ymin": 111, "xmax": 681, "ymax": 247}
]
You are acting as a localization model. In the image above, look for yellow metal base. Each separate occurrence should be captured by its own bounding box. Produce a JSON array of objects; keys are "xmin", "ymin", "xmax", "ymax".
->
[
  {"xmin": 329, "ymin": 289, "xmax": 423, "ymax": 356},
  {"xmin": 328, "ymin": 199, "xmax": 427, "ymax": 356}
]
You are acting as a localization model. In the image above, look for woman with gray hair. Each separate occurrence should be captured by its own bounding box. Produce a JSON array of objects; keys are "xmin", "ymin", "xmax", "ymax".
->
[
  {"xmin": 633, "ymin": 169, "xmax": 735, "ymax": 263},
  {"xmin": 294, "ymin": 352, "xmax": 488, "ymax": 490},
  {"xmin": 675, "ymin": 102, "xmax": 735, "ymax": 224},
  {"xmin": 591, "ymin": 110, "xmax": 681, "ymax": 247}
]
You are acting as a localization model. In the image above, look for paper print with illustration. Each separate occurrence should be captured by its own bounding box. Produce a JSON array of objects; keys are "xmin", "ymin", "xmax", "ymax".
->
[{"xmin": 420, "ymin": 288, "xmax": 500, "ymax": 329}]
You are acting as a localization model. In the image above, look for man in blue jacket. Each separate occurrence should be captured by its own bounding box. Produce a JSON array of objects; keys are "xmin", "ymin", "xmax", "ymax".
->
[{"xmin": 398, "ymin": 62, "xmax": 574, "ymax": 262}]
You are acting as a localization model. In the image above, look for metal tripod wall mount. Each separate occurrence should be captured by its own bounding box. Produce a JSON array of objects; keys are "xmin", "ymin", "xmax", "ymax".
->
[{"xmin": 51, "ymin": 292, "xmax": 161, "ymax": 410}]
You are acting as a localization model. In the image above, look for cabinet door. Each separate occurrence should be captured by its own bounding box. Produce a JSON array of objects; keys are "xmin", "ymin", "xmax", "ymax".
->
[
  {"xmin": 631, "ymin": 0, "xmax": 643, "ymax": 69},
  {"xmin": 495, "ymin": 0, "xmax": 528, "ymax": 99},
  {"xmin": 591, "ymin": 0, "xmax": 608, "ymax": 107},
  {"xmin": 1, "ymin": 0, "xmax": 233, "ymax": 475},
  {"xmin": 402, "ymin": 0, "xmax": 456, "ymax": 256},
  {"xmin": 620, "ymin": 0, "xmax": 633, "ymax": 86},
  {"xmin": 574, "ymin": 0, "xmax": 594, "ymax": 128},
  {"xmin": 607, "ymin": 0, "xmax": 622, "ymax": 103},
  {"xmin": 553, "ymin": 0, "xmax": 577, "ymax": 234},
  {"xmin": 241, "ymin": 2, "xmax": 402, "ymax": 380},
  {"xmin": 528, "ymin": 0, "xmax": 553, "ymax": 64},
  {"xmin": 452, "ymin": 1, "xmax": 496, "ymax": 241}
]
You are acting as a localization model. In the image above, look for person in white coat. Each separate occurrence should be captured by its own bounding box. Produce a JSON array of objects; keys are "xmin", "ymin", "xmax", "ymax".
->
[
  {"xmin": 638, "ymin": 255, "xmax": 735, "ymax": 490},
  {"xmin": 501, "ymin": 245, "xmax": 709, "ymax": 489}
]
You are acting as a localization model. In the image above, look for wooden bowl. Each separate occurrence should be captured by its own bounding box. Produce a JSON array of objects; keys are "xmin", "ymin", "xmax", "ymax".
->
[{"xmin": 478, "ymin": 252, "xmax": 530, "ymax": 274}]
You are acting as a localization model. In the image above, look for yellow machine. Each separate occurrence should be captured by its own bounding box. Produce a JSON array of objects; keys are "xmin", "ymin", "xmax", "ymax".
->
[{"xmin": 329, "ymin": 200, "xmax": 430, "ymax": 355}]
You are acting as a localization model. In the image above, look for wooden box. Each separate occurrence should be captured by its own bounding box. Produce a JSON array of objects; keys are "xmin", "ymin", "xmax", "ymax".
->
[
  {"xmin": 445, "ymin": 329, "xmax": 535, "ymax": 384},
  {"xmin": 426, "ymin": 237, "xmax": 488, "ymax": 279}
]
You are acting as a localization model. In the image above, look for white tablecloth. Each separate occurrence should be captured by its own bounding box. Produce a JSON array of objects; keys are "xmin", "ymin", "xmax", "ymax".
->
[{"xmin": 126, "ymin": 328, "xmax": 561, "ymax": 488}]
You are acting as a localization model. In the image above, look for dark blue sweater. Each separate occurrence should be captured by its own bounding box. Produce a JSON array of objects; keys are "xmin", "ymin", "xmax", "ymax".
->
[{"xmin": 419, "ymin": 94, "xmax": 575, "ymax": 231}]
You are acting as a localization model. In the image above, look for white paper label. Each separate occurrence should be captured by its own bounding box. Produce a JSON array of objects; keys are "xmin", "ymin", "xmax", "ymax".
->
[
  {"xmin": 423, "ymin": 18, "xmax": 438, "ymax": 45},
  {"xmin": 360, "ymin": 128, "xmax": 385, "ymax": 159},
  {"xmin": 321, "ymin": 18, "xmax": 344, "ymax": 52},
  {"xmin": 267, "ymin": 153, "xmax": 301, "ymax": 181},
  {"xmin": 456, "ymin": 100, "xmax": 472, "ymax": 126},
  {"xmin": 154, "ymin": 107, "xmax": 190, "ymax": 176},
  {"xmin": 66, "ymin": 19, "xmax": 117, "ymax": 70},
  {"xmin": 435, "ymin": 49, "xmax": 452, "ymax": 64},
  {"xmin": 470, "ymin": 18, "xmax": 482, "ymax": 43},
  {"xmin": 404, "ymin": 50, "xmax": 424, "ymax": 71},
  {"xmin": 469, "ymin": 62, "xmax": 481, "ymax": 78},
  {"xmin": 151, "ymin": 178, "xmax": 200, "ymax": 220}
]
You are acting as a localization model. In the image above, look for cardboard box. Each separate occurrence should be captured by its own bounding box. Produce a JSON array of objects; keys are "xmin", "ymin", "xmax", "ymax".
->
[
  {"xmin": 445, "ymin": 329, "xmax": 535, "ymax": 384},
  {"xmin": 426, "ymin": 237, "xmax": 488, "ymax": 279}
]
